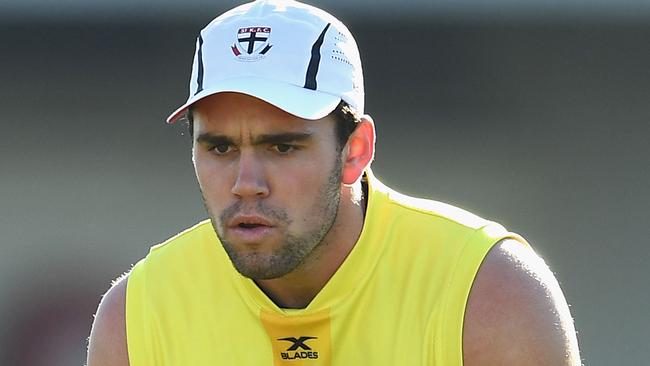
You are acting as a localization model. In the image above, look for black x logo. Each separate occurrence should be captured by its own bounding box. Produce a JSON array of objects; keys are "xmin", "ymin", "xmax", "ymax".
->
[{"xmin": 277, "ymin": 336, "xmax": 318, "ymax": 351}]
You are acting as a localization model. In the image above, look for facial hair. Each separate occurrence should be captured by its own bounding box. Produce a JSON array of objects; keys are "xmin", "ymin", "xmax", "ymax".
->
[{"xmin": 204, "ymin": 157, "xmax": 343, "ymax": 280}]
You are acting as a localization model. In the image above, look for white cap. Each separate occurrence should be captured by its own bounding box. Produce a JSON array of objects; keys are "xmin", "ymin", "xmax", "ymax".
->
[{"xmin": 166, "ymin": 0, "xmax": 364, "ymax": 123}]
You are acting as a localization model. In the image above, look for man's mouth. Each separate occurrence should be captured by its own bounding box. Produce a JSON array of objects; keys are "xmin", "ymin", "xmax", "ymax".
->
[
  {"xmin": 238, "ymin": 223, "xmax": 266, "ymax": 229},
  {"xmin": 227, "ymin": 215, "xmax": 275, "ymax": 242},
  {"xmin": 229, "ymin": 215, "xmax": 273, "ymax": 229}
]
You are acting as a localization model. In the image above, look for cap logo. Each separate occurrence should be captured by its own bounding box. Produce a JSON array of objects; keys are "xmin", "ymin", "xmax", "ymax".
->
[{"xmin": 231, "ymin": 26, "xmax": 272, "ymax": 62}]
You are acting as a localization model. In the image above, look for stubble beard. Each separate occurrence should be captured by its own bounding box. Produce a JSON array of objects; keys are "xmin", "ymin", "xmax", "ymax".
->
[{"xmin": 203, "ymin": 158, "xmax": 343, "ymax": 280}]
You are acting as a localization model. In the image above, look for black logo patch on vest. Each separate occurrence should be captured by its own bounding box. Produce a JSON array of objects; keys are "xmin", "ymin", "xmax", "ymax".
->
[{"xmin": 277, "ymin": 336, "xmax": 319, "ymax": 360}]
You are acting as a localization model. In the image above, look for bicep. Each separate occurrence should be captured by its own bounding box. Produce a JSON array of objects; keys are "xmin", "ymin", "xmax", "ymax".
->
[
  {"xmin": 87, "ymin": 274, "xmax": 130, "ymax": 366},
  {"xmin": 463, "ymin": 239, "xmax": 581, "ymax": 366}
]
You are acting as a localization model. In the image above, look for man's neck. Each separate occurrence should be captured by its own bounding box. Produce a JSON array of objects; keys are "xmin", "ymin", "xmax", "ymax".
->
[{"xmin": 254, "ymin": 182, "xmax": 367, "ymax": 309}]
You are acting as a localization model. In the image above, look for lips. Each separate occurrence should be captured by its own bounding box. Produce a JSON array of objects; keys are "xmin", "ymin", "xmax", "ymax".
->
[
  {"xmin": 227, "ymin": 215, "xmax": 275, "ymax": 243},
  {"xmin": 228, "ymin": 215, "xmax": 273, "ymax": 229}
]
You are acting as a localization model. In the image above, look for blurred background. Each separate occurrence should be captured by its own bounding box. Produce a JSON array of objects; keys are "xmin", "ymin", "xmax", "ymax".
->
[{"xmin": 1, "ymin": 0, "xmax": 649, "ymax": 365}]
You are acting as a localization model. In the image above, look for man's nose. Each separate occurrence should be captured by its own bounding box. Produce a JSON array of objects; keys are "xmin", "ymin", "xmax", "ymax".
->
[{"xmin": 231, "ymin": 151, "xmax": 270, "ymax": 198}]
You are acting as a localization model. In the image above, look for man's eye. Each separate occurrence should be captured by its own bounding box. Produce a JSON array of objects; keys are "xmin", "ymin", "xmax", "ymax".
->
[
  {"xmin": 211, "ymin": 144, "xmax": 232, "ymax": 154},
  {"xmin": 273, "ymin": 144, "xmax": 294, "ymax": 154}
]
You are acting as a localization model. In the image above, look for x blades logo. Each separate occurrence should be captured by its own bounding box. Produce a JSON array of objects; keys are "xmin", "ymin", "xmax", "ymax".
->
[
  {"xmin": 231, "ymin": 26, "xmax": 273, "ymax": 62},
  {"xmin": 277, "ymin": 336, "xmax": 319, "ymax": 360}
]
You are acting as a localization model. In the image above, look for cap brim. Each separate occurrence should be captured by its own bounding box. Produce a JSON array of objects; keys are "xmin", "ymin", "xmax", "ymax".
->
[{"xmin": 166, "ymin": 77, "xmax": 341, "ymax": 124}]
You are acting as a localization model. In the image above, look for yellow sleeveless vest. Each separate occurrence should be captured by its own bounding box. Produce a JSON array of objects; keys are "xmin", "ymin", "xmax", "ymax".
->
[{"xmin": 126, "ymin": 172, "xmax": 526, "ymax": 365}]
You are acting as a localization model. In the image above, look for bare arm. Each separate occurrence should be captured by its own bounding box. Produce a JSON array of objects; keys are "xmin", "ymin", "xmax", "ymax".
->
[
  {"xmin": 87, "ymin": 274, "xmax": 130, "ymax": 366},
  {"xmin": 463, "ymin": 239, "xmax": 581, "ymax": 366}
]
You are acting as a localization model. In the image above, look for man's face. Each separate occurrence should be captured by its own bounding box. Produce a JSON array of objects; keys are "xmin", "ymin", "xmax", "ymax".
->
[{"xmin": 192, "ymin": 92, "xmax": 343, "ymax": 280}]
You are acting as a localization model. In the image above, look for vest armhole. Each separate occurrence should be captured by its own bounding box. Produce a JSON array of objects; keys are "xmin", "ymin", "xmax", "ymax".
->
[
  {"xmin": 125, "ymin": 258, "xmax": 148, "ymax": 366},
  {"xmin": 431, "ymin": 222, "xmax": 528, "ymax": 364}
]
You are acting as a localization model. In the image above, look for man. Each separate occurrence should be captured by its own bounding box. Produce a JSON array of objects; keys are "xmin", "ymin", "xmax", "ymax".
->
[{"xmin": 87, "ymin": 0, "xmax": 581, "ymax": 365}]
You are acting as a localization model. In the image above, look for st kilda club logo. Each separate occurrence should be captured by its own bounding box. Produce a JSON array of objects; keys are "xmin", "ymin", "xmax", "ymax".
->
[
  {"xmin": 277, "ymin": 336, "xmax": 319, "ymax": 360},
  {"xmin": 231, "ymin": 26, "xmax": 273, "ymax": 61}
]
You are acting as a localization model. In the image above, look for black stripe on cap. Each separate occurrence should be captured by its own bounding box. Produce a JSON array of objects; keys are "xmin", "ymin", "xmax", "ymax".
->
[
  {"xmin": 304, "ymin": 23, "xmax": 331, "ymax": 91},
  {"xmin": 194, "ymin": 34, "xmax": 205, "ymax": 95}
]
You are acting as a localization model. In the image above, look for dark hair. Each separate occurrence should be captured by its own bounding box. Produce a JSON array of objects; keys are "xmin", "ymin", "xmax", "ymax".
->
[
  {"xmin": 330, "ymin": 101, "xmax": 360, "ymax": 150},
  {"xmin": 184, "ymin": 100, "xmax": 359, "ymax": 151}
]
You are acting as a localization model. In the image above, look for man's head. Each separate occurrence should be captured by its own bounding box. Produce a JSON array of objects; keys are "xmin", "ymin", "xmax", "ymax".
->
[
  {"xmin": 167, "ymin": 0, "xmax": 374, "ymax": 280},
  {"xmin": 191, "ymin": 92, "xmax": 374, "ymax": 279}
]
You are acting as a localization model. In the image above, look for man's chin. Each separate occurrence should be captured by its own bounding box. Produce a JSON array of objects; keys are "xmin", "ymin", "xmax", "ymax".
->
[
  {"xmin": 230, "ymin": 259, "xmax": 293, "ymax": 280},
  {"xmin": 220, "ymin": 247, "xmax": 289, "ymax": 279}
]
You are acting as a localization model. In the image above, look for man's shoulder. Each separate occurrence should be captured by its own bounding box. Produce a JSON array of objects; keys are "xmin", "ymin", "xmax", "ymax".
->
[
  {"xmin": 369, "ymin": 179, "xmax": 520, "ymax": 265},
  {"xmin": 463, "ymin": 239, "xmax": 581, "ymax": 365},
  {"xmin": 147, "ymin": 219, "xmax": 215, "ymax": 256},
  {"xmin": 389, "ymin": 190, "xmax": 487, "ymax": 228},
  {"xmin": 128, "ymin": 219, "xmax": 231, "ymax": 295},
  {"xmin": 131, "ymin": 219, "xmax": 221, "ymax": 272},
  {"xmin": 373, "ymin": 179, "xmax": 491, "ymax": 231}
]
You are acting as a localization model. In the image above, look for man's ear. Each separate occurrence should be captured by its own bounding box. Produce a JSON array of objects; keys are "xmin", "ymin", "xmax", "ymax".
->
[{"xmin": 341, "ymin": 115, "xmax": 376, "ymax": 185}]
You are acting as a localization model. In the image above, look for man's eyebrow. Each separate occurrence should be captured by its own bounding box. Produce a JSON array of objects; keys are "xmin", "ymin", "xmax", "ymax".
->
[
  {"xmin": 195, "ymin": 132, "xmax": 313, "ymax": 146},
  {"xmin": 252, "ymin": 132, "xmax": 313, "ymax": 145},
  {"xmin": 196, "ymin": 133, "xmax": 234, "ymax": 146}
]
